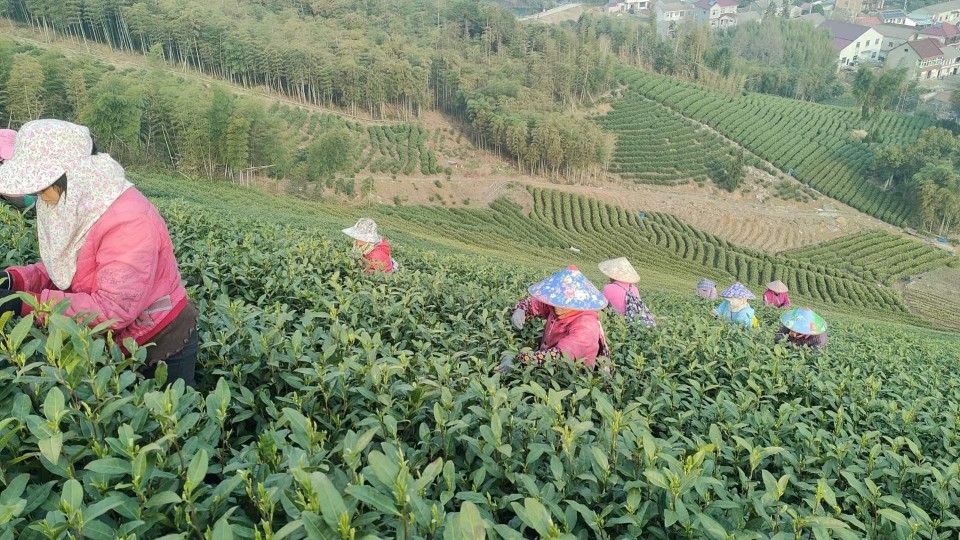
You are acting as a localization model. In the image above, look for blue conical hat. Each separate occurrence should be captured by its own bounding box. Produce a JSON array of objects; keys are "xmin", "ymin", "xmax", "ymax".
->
[
  {"xmin": 720, "ymin": 282, "xmax": 755, "ymax": 300},
  {"xmin": 780, "ymin": 307, "xmax": 827, "ymax": 335},
  {"xmin": 528, "ymin": 266, "xmax": 608, "ymax": 310}
]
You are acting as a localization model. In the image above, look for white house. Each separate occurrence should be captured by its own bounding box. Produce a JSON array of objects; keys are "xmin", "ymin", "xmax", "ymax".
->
[
  {"xmin": 657, "ymin": 0, "xmax": 693, "ymax": 22},
  {"xmin": 878, "ymin": 10, "xmax": 916, "ymax": 25},
  {"xmin": 871, "ymin": 23, "xmax": 920, "ymax": 60},
  {"xmin": 694, "ymin": 0, "xmax": 739, "ymax": 27},
  {"xmin": 886, "ymin": 38, "xmax": 945, "ymax": 78},
  {"xmin": 606, "ymin": 0, "xmax": 650, "ymax": 12},
  {"xmin": 941, "ymin": 44, "xmax": 960, "ymax": 74},
  {"xmin": 819, "ymin": 20, "xmax": 884, "ymax": 66}
]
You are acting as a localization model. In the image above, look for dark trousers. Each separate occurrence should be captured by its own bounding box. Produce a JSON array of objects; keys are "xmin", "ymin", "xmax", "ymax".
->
[{"xmin": 141, "ymin": 328, "xmax": 199, "ymax": 388}]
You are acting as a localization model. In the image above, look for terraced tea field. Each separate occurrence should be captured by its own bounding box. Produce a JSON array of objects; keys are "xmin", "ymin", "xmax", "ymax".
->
[
  {"xmin": 1, "ymin": 172, "xmax": 959, "ymax": 539},
  {"xmin": 903, "ymin": 267, "xmax": 960, "ymax": 331},
  {"xmin": 615, "ymin": 68, "xmax": 932, "ymax": 226},
  {"xmin": 785, "ymin": 230, "xmax": 956, "ymax": 284},
  {"xmin": 599, "ymin": 96, "xmax": 740, "ymax": 185},
  {"xmin": 272, "ymin": 104, "xmax": 444, "ymax": 176}
]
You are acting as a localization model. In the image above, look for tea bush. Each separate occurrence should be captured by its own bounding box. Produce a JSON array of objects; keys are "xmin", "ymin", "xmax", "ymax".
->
[{"xmin": 2, "ymin": 193, "xmax": 960, "ymax": 539}]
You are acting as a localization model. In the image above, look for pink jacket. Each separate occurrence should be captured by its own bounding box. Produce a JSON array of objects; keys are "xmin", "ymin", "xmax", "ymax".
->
[
  {"xmin": 602, "ymin": 281, "xmax": 638, "ymax": 315},
  {"xmin": 7, "ymin": 189, "xmax": 187, "ymax": 346},
  {"xmin": 364, "ymin": 238, "xmax": 394, "ymax": 273},
  {"xmin": 521, "ymin": 297, "xmax": 606, "ymax": 367},
  {"xmin": 763, "ymin": 290, "xmax": 791, "ymax": 308}
]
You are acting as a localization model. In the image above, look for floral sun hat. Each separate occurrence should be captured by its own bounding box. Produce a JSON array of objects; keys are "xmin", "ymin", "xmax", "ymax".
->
[
  {"xmin": 342, "ymin": 218, "xmax": 382, "ymax": 244},
  {"xmin": 528, "ymin": 265, "xmax": 608, "ymax": 310},
  {"xmin": 766, "ymin": 280, "xmax": 789, "ymax": 294},
  {"xmin": 720, "ymin": 282, "xmax": 755, "ymax": 300},
  {"xmin": 598, "ymin": 257, "xmax": 641, "ymax": 283},
  {"xmin": 0, "ymin": 120, "xmax": 93, "ymax": 197},
  {"xmin": 780, "ymin": 307, "xmax": 827, "ymax": 336}
]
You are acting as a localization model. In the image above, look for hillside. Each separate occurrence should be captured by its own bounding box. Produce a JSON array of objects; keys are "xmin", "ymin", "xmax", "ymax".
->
[
  {"xmin": 134, "ymin": 174, "xmax": 958, "ymax": 331},
  {"xmin": 608, "ymin": 68, "xmax": 933, "ymax": 226},
  {"xmin": 1, "ymin": 173, "xmax": 959, "ymax": 538}
]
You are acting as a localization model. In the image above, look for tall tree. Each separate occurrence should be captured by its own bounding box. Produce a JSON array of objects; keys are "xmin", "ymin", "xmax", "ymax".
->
[{"xmin": 5, "ymin": 54, "xmax": 45, "ymax": 122}]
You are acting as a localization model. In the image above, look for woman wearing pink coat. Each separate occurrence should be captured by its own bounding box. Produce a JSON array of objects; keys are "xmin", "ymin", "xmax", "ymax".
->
[
  {"xmin": 499, "ymin": 266, "xmax": 610, "ymax": 373},
  {"xmin": 0, "ymin": 120, "xmax": 198, "ymax": 387}
]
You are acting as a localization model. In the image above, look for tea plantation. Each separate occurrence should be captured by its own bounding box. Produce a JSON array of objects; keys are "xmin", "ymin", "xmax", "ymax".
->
[
  {"xmin": 612, "ymin": 69, "xmax": 932, "ymax": 226},
  {"xmin": 1, "ymin": 175, "xmax": 959, "ymax": 539}
]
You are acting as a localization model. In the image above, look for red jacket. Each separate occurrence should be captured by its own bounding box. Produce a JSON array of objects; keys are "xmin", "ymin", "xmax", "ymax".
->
[
  {"xmin": 364, "ymin": 238, "xmax": 394, "ymax": 273},
  {"xmin": 763, "ymin": 290, "xmax": 791, "ymax": 308},
  {"xmin": 7, "ymin": 188, "xmax": 188, "ymax": 346},
  {"xmin": 520, "ymin": 297, "xmax": 607, "ymax": 367}
]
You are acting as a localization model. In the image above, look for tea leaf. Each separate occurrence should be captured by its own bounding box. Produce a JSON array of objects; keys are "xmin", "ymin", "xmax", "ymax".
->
[
  {"xmin": 85, "ymin": 458, "xmax": 131, "ymax": 476},
  {"xmin": 187, "ymin": 449, "xmax": 209, "ymax": 491},
  {"xmin": 345, "ymin": 485, "xmax": 400, "ymax": 516}
]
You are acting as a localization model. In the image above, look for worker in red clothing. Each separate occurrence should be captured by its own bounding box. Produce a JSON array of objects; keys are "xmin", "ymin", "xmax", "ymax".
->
[
  {"xmin": 499, "ymin": 266, "xmax": 610, "ymax": 373},
  {"xmin": 342, "ymin": 218, "xmax": 395, "ymax": 273}
]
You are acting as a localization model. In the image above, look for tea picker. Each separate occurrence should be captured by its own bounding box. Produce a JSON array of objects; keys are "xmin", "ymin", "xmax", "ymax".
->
[
  {"xmin": 499, "ymin": 266, "xmax": 610, "ymax": 373},
  {"xmin": 0, "ymin": 119, "xmax": 199, "ymax": 387},
  {"xmin": 342, "ymin": 218, "xmax": 397, "ymax": 273},
  {"xmin": 775, "ymin": 307, "xmax": 828, "ymax": 350},
  {"xmin": 598, "ymin": 257, "xmax": 656, "ymax": 328}
]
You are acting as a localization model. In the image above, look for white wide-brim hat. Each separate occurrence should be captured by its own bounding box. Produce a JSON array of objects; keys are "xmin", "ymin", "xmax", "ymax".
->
[
  {"xmin": 342, "ymin": 217, "xmax": 382, "ymax": 244},
  {"xmin": 0, "ymin": 120, "xmax": 93, "ymax": 197},
  {"xmin": 598, "ymin": 257, "xmax": 641, "ymax": 283}
]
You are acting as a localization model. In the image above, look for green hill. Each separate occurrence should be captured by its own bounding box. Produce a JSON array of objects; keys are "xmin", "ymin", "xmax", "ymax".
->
[
  {"xmin": 608, "ymin": 68, "xmax": 933, "ymax": 226},
  {"xmin": 1, "ymin": 173, "xmax": 959, "ymax": 539}
]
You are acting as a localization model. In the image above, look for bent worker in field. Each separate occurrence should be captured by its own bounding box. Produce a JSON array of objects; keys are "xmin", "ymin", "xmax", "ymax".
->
[
  {"xmin": 712, "ymin": 282, "xmax": 758, "ymax": 328},
  {"xmin": 0, "ymin": 120, "xmax": 199, "ymax": 387},
  {"xmin": 696, "ymin": 278, "xmax": 718, "ymax": 300},
  {"xmin": 763, "ymin": 280, "xmax": 792, "ymax": 308},
  {"xmin": 342, "ymin": 217, "xmax": 395, "ymax": 273},
  {"xmin": 498, "ymin": 265, "xmax": 610, "ymax": 373},
  {"xmin": 599, "ymin": 257, "xmax": 656, "ymax": 328},
  {"xmin": 775, "ymin": 307, "xmax": 827, "ymax": 350}
]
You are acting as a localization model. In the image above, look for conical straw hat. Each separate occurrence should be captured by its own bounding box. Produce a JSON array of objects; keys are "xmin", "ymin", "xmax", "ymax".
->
[
  {"xmin": 780, "ymin": 307, "xmax": 827, "ymax": 335},
  {"xmin": 528, "ymin": 266, "xmax": 608, "ymax": 310},
  {"xmin": 598, "ymin": 257, "xmax": 641, "ymax": 283},
  {"xmin": 720, "ymin": 282, "xmax": 755, "ymax": 300},
  {"xmin": 766, "ymin": 280, "xmax": 789, "ymax": 294}
]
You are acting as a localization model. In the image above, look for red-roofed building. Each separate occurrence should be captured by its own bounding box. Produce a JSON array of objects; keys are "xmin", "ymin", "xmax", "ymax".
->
[
  {"xmin": 886, "ymin": 38, "xmax": 946, "ymax": 78},
  {"xmin": 695, "ymin": 0, "xmax": 739, "ymax": 27},
  {"xmin": 919, "ymin": 22, "xmax": 960, "ymax": 44}
]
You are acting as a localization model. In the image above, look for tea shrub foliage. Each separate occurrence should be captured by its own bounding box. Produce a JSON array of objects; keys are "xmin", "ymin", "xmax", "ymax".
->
[{"xmin": 1, "ymin": 184, "xmax": 959, "ymax": 539}]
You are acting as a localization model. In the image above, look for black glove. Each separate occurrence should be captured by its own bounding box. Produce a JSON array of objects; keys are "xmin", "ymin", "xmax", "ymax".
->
[
  {"xmin": 0, "ymin": 290, "xmax": 22, "ymax": 317},
  {"xmin": 0, "ymin": 271, "xmax": 11, "ymax": 291}
]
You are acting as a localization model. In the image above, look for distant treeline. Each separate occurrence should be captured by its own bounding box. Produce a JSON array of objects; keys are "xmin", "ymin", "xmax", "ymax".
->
[
  {"xmin": 0, "ymin": 1, "xmax": 851, "ymax": 178},
  {"xmin": 0, "ymin": 38, "xmax": 453, "ymax": 191}
]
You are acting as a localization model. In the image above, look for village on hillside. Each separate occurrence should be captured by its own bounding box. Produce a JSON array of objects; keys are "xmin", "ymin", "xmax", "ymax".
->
[{"xmin": 606, "ymin": 0, "xmax": 960, "ymax": 81}]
